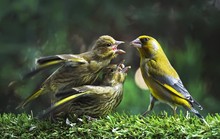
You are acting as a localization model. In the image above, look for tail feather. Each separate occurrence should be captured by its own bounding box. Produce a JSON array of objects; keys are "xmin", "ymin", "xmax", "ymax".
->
[
  {"xmin": 38, "ymin": 92, "xmax": 88, "ymax": 119},
  {"xmin": 16, "ymin": 88, "xmax": 44, "ymax": 109},
  {"xmin": 187, "ymin": 96, "xmax": 203, "ymax": 110},
  {"xmin": 193, "ymin": 102, "xmax": 203, "ymax": 110},
  {"xmin": 192, "ymin": 99, "xmax": 203, "ymax": 110},
  {"xmin": 189, "ymin": 107, "xmax": 209, "ymax": 126}
]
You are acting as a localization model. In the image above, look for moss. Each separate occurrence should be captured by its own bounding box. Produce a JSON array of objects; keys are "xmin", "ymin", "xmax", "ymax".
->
[{"xmin": 0, "ymin": 112, "xmax": 219, "ymax": 138}]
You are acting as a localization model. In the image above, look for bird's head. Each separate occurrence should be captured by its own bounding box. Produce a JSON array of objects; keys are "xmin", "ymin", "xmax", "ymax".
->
[
  {"xmin": 102, "ymin": 60, "xmax": 130, "ymax": 85},
  {"xmin": 130, "ymin": 35, "xmax": 162, "ymax": 58},
  {"xmin": 93, "ymin": 35, "xmax": 126, "ymax": 59}
]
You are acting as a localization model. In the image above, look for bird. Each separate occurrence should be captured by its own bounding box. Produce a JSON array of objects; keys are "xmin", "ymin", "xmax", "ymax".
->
[
  {"xmin": 130, "ymin": 35, "xmax": 207, "ymax": 124},
  {"xmin": 38, "ymin": 61, "xmax": 130, "ymax": 119},
  {"xmin": 17, "ymin": 35, "xmax": 126, "ymax": 109}
]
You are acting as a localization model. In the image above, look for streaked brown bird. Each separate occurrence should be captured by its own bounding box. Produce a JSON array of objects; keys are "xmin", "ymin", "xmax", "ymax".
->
[
  {"xmin": 39, "ymin": 62, "xmax": 130, "ymax": 119},
  {"xmin": 17, "ymin": 35, "xmax": 125, "ymax": 108}
]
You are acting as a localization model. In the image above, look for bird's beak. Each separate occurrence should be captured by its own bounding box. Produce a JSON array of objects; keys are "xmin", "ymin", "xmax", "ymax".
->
[
  {"xmin": 115, "ymin": 49, "xmax": 126, "ymax": 54},
  {"xmin": 113, "ymin": 40, "xmax": 126, "ymax": 54},
  {"xmin": 130, "ymin": 38, "xmax": 142, "ymax": 48},
  {"xmin": 115, "ymin": 40, "xmax": 125, "ymax": 45}
]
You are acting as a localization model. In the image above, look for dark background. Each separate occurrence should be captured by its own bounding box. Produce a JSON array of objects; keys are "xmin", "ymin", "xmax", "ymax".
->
[{"xmin": 1, "ymin": 0, "xmax": 220, "ymax": 116}]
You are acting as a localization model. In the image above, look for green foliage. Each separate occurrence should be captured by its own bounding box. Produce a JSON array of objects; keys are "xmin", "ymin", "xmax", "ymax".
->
[{"xmin": 0, "ymin": 113, "xmax": 220, "ymax": 138}]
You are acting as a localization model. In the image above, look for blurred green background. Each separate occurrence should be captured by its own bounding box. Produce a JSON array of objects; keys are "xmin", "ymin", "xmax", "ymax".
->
[{"xmin": 1, "ymin": 0, "xmax": 220, "ymax": 116}]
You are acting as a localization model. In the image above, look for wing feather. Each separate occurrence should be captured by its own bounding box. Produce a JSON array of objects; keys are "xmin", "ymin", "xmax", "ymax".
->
[
  {"xmin": 146, "ymin": 61, "xmax": 203, "ymax": 109},
  {"xmin": 23, "ymin": 54, "xmax": 88, "ymax": 79},
  {"xmin": 39, "ymin": 85, "xmax": 114, "ymax": 118}
]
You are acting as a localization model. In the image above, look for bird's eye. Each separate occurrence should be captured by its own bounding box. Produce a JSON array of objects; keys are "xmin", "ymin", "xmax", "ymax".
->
[
  {"xmin": 106, "ymin": 43, "xmax": 112, "ymax": 46},
  {"xmin": 140, "ymin": 38, "xmax": 149, "ymax": 44},
  {"xmin": 110, "ymin": 69, "xmax": 114, "ymax": 72}
]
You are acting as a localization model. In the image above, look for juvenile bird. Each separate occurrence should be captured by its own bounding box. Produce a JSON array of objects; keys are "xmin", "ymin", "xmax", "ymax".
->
[
  {"xmin": 39, "ymin": 62, "xmax": 130, "ymax": 119},
  {"xmin": 131, "ymin": 35, "xmax": 207, "ymax": 123},
  {"xmin": 17, "ymin": 35, "xmax": 125, "ymax": 108}
]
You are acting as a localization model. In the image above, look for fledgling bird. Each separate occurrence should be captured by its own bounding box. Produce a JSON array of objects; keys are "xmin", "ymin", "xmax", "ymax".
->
[
  {"xmin": 17, "ymin": 35, "xmax": 125, "ymax": 108},
  {"xmin": 39, "ymin": 62, "xmax": 130, "ymax": 119},
  {"xmin": 130, "ymin": 35, "xmax": 207, "ymax": 123}
]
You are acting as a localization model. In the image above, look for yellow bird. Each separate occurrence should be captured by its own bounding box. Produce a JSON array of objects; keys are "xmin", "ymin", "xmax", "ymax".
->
[{"xmin": 131, "ymin": 35, "xmax": 207, "ymax": 123}]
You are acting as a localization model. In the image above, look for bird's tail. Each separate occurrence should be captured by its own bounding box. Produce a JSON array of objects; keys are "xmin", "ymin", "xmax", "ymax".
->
[
  {"xmin": 191, "ymin": 98, "xmax": 203, "ymax": 110},
  {"xmin": 38, "ymin": 91, "xmax": 88, "ymax": 119},
  {"xmin": 16, "ymin": 88, "xmax": 45, "ymax": 109},
  {"xmin": 189, "ymin": 107, "xmax": 209, "ymax": 126}
]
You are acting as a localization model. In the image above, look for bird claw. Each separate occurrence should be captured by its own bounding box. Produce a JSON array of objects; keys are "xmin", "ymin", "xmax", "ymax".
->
[{"xmin": 84, "ymin": 115, "xmax": 97, "ymax": 121}]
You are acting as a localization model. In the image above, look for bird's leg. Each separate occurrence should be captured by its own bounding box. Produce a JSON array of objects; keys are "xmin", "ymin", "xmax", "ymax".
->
[
  {"xmin": 142, "ymin": 95, "xmax": 156, "ymax": 116},
  {"xmin": 186, "ymin": 111, "xmax": 190, "ymax": 119},
  {"xmin": 172, "ymin": 106, "xmax": 177, "ymax": 116}
]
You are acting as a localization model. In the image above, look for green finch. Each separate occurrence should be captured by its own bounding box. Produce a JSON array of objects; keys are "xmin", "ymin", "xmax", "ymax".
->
[
  {"xmin": 17, "ymin": 35, "xmax": 125, "ymax": 108},
  {"xmin": 39, "ymin": 62, "xmax": 130, "ymax": 118},
  {"xmin": 131, "ymin": 35, "xmax": 207, "ymax": 123}
]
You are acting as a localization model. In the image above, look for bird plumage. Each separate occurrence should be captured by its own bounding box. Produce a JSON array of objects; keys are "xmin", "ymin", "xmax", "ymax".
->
[
  {"xmin": 17, "ymin": 35, "xmax": 125, "ymax": 108},
  {"xmin": 39, "ymin": 62, "xmax": 130, "ymax": 119},
  {"xmin": 131, "ymin": 35, "xmax": 206, "ymax": 124}
]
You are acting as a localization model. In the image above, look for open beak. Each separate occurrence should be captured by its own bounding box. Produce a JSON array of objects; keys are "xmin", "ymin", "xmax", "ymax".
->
[
  {"xmin": 130, "ymin": 38, "xmax": 142, "ymax": 48},
  {"xmin": 115, "ymin": 40, "xmax": 124, "ymax": 45},
  {"xmin": 113, "ymin": 40, "xmax": 126, "ymax": 54}
]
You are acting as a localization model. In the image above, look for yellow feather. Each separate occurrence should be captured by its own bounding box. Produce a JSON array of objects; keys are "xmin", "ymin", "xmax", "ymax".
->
[
  {"xmin": 162, "ymin": 83, "xmax": 184, "ymax": 98},
  {"xmin": 38, "ymin": 60, "xmax": 63, "ymax": 68},
  {"xmin": 17, "ymin": 88, "xmax": 44, "ymax": 109},
  {"xmin": 54, "ymin": 92, "xmax": 88, "ymax": 107},
  {"xmin": 131, "ymin": 35, "xmax": 205, "ymax": 121}
]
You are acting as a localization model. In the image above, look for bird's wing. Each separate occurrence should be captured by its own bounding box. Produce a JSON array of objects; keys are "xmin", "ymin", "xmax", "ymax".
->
[
  {"xmin": 23, "ymin": 54, "xmax": 88, "ymax": 79},
  {"xmin": 16, "ymin": 88, "xmax": 45, "ymax": 109},
  {"xmin": 55, "ymin": 86, "xmax": 113, "ymax": 98},
  {"xmin": 37, "ymin": 54, "xmax": 88, "ymax": 66},
  {"xmin": 38, "ymin": 91, "xmax": 90, "ymax": 118},
  {"xmin": 39, "ymin": 86, "xmax": 113, "ymax": 118},
  {"xmin": 146, "ymin": 63, "xmax": 203, "ymax": 109}
]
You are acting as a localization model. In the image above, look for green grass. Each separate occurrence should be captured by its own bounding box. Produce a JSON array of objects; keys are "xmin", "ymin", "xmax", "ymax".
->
[{"xmin": 0, "ymin": 113, "xmax": 220, "ymax": 138}]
